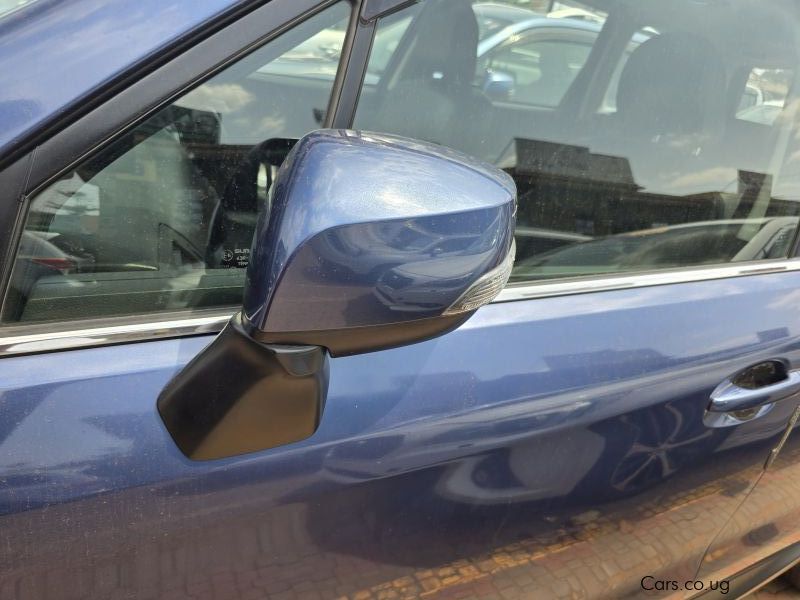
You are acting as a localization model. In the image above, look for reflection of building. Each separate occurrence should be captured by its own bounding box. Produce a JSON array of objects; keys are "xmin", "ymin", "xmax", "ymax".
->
[
  {"xmin": 515, "ymin": 137, "xmax": 636, "ymax": 186},
  {"xmin": 511, "ymin": 138, "xmax": 726, "ymax": 255},
  {"xmin": 737, "ymin": 170, "xmax": 800, "ymax": 219},
  {"xmin": 736, "ymin": 170, "xmax": 774, "ymax": 217},
  {"xmin": 543, "ymin": 349, "xmax": 669, "ymax": 380}
]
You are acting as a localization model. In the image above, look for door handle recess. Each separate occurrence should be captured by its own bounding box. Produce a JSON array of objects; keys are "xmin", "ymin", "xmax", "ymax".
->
[{"xmin": 709, "ymin": 368, "xmax": 800, "ymax": 413}]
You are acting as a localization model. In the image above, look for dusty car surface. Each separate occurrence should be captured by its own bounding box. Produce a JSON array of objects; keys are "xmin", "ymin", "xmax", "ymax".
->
[{"xmin": 2, "ymin": 1, "xmax": 800, "ymax": 599}]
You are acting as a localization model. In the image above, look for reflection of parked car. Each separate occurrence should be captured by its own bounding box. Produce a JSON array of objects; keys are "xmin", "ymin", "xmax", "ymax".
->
[
  {"xmin": 375, "ymin": 251, "xmax": 497, "ymax": 313},
  {"xmin": 5, "ymin": 231, "xmax": 95, "ymax": 321},
  {"xmin": 472, "ymin": 2, "xmax": 540, "ymax": 37},
  {"xmin": 547, "ymin": 6, "xmax": 605, "ymax": 24},
  {"xmin": 513, "ymin": 217, "xmax": 798, "ymax": 280},
  {"xmin": 259, "ymin": 3, "xmax": 542, "ymax": 86},
  {"xmin": 260, "ymin": 4, "xmax": 603, "ymax": 102},
  {"xmin": 15, "ymin": 231, "xmax": 94, "ymax": 274},
  {"xmin": 476, "ymin": 18, "xmax": 649, "ymax": 107}
]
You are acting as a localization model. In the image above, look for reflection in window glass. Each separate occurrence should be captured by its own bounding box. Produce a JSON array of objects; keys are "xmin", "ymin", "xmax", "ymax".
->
[
  {"xmin": 737, "ymin": 68, "xmax": 793, "ymax": 125},
  {"xmin": 548, "ymin": 1, "xmax": 607, "ymax": 25},
  {"xmin": 2, "ymin": 2, "xmax": 351, "ymax": 325},
  {"xmin": 354, "ymin": 0, "xmax": 800, "ymax": 284},
  {"xmin": 0, "ymin": 0, "xmax": 36, "ymax": 20},
  {"xmin": 474, "ymin": 2, "xmax": 551, "ymax": 38},
  {"xmin": 481, "ymin": 38, "xmax": 592, "ymax": 107},
  {"xmin": 366, "ymin": 13, "xmax": 415, "ymax": 83}
]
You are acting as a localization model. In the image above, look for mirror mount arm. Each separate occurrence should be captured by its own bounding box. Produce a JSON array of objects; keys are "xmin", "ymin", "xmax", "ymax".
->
[
  {"xmin": 157, "ymin": 314, "xmax": 329, "ymax": 461},
  {"xmin": 244, "ymin": 312, "xmax": 472, "ymax": 358}
]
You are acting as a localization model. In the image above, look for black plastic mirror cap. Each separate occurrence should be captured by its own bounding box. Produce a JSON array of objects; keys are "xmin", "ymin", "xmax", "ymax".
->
[
  {"xmin": 244, "ymin": 310, "xmax": 474, "ymax": 358},
  {"xmin": 157, "ymin": 314, "xmax": 328, "ymax": 461}
]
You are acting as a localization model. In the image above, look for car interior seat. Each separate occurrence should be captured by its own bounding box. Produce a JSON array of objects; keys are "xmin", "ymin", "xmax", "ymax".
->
[
  {"xmin": 361, "ymin": 0, "xmax": 494, "ymax": 161},
  {"xmin": 605, "ymin": 31, "xmax": 730, "ymax": 193},
  {"xmin": 513, "ymin": 32, "xmax": 731, "ymax": 254}
]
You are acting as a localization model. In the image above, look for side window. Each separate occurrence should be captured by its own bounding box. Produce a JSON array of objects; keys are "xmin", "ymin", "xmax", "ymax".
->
[
  {"xmin": 353, "ymin": 0, "xmax": 800, "ymax": 284},
  {"xmin": 2, "ymin": 2, "xmax": 350, "ymax": 324}
]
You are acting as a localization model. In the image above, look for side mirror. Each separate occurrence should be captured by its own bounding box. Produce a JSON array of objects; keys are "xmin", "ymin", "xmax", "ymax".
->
[
  {"xmin": 483, "ymin": 70, "xmax": 515, "ymax": 101},
  {"xmin": 158, "ymin": 130, "xmax": 516, "ymax": 460}
]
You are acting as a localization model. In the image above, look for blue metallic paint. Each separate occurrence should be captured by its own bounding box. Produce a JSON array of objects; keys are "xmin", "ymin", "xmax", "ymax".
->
[
  {"xmin": 1, "ymin": 273, "xmax": 799, "ymax": 595},
  {"xmin": 0, "ymin": 1, "xmax": 798, "ymax": 595},
  {"xmin": 244, "ymin": 130, "xmax": 516, "ymax": 331}
]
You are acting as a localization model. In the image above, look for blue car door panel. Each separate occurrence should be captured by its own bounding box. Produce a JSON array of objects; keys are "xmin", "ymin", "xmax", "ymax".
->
[{"xmin": 2, "ymin": 273, "xmax": 800, "ymax": 598}]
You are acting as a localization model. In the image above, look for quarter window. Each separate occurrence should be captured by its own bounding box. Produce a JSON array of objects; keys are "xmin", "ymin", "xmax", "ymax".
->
[
  {"xmin": 1, "ymin": 2, "xmax": 351, "ymax": 324},
  {"xmin": 354, "ymin": 0, "xmax": 800, "ymax": 283}
]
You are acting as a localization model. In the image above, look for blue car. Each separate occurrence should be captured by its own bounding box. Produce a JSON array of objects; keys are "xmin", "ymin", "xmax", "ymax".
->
[{"xmin": 3, "ymin": 0, "xmax": 800, "ymax": 599}]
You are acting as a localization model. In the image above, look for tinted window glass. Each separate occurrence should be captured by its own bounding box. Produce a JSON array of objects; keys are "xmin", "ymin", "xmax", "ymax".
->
[
  {"xmin": 366, "ymin": 13, "xmax": 415, "ymax": 83},
  {"xmin": 354, "ymin": 0, "xmax": 800, "ymax": 284},
  {"xmin": 473, "ymin": 3, "xmax": 545, "ymax": 38},
  {"xmin": 737, "ymin": 68, "xmax": 793, "ymax": 125},
  {"xmin": 2, "ymin": 2, "xmax": 350, "ymax": 324},
  {"xmin": 478, "ymin": 37, "xmax": 592, "ymax": 107}
]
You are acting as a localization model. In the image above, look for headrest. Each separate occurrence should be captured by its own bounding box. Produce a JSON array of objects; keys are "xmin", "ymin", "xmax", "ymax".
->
[
  {"xmin": 616, "ymin": 33, "xmax": 727, "ymax": 138},
  {"xmin": 397, "ymin": 0, "xmax": 479, "ymax": 87}
]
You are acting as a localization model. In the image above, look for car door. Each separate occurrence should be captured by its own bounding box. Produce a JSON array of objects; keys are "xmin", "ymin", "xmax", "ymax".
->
[
  {"xmin": 350, "ymin": 0, "xmax": 800, "ymax": 595},
  {"xmin": 2, "ymin": 4, "xmax": 800, "ymax": 600},
  {"xmin": 695, "ymin": 62, "xmax": 800, "ymax": 593}
]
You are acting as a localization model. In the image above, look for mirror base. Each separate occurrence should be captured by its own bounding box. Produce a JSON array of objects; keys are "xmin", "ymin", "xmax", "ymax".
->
[
  {"xmin": 157, "ymin": 314, "xmax": 328, "ymax": 460},
  {"xmin": 247, "ymin": 312, "xmax": 472, "ymax": 357}
]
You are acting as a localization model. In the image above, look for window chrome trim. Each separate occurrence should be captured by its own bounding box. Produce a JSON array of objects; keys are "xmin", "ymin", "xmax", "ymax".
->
[
  {"xmin": 495, "ymin": 258, "xmax": 800, "ymax": 302},
  {"xmin": 0, "ymin": 312, "xmax": 231, "ymax": 357},
  {"xmin": 2, "ymin": 258, "xmax": 800, "ymax": 357}
]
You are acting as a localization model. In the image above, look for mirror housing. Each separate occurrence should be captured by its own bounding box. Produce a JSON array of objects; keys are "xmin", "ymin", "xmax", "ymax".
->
[
  {"xmin": 158, "ymin": 130, "xmax": 516, "ymax": 460},
  {"xmin": 243, "ymin": 129, "xmax": 516, "ymax": 356}
]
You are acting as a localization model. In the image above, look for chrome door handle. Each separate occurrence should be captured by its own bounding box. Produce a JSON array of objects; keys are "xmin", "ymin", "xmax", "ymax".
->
[{"xmin": 709, "ymin": 370, "xmax": 800, "ymax": 413}]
